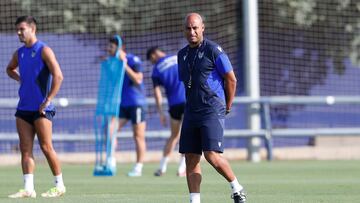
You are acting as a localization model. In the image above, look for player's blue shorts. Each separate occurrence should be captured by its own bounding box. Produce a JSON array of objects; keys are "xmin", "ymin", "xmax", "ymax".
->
[
  {"xmin": 179, "ymin": 117, "xmax": 225, "ymax": 154},
  {"xmin": 119, "ymin": 106, "xmax": 146, "ymax": 125},
  {"xmin": 15, "ymin": 110, "xmax": 56, "ymax": 126},
  {"xmin": 169, "ymin": 103, "xmax": 185, "ymax": 121}
]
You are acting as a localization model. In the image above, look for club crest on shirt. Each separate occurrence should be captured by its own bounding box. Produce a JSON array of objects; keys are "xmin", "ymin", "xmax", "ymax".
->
[
  {"xmin": 133, "ymin": 56, "xmax": 140, "ymax": 63},
  {"xmin": 21, "ymin": 53, "xmax": 24, "ymax": 58},
  {"xmin": 218, "ymin": 142, "xmax": 222, "ymax": 147},
  {"xmin": 183, "ymin": 54, "xmax": 187, "ymax": 61},
  {"xmin": 198, "ymin": 51, "xmax": 204, "ymax": 59},
  {"xmin": 31, "ymin": 50, "xmax": 36, "ymax": 57}
]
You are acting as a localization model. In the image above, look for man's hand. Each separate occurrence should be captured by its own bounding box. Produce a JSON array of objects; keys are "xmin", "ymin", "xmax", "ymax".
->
[
  {"xmin": 224, "ymin": 70, "xmax": 237, "ymax": 115},
  {"xmin": 119, "ymin": 49, "xmax": 127, "ymax": 63},
  {"xmin": 39, "ymin": 98, "xmax": 51, "ymax": 115}
]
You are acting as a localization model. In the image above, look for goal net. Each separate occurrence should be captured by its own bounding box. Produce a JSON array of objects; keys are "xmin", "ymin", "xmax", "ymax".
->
[
  {"xmin": 0, "ymin": 0, "xmax": 242, "ymax": 154},
  {"xmin": 1, "ymin": 0, "xmax": 359, "ymax": 156}
]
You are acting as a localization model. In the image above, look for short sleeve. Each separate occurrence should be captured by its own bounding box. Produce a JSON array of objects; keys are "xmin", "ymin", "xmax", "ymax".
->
[
  {"xmin": 151, "ymin": 68, "xmax": 162, "ymax": 87},
  {"xmin": 128, "ymin": 55, "xmax": 143, "ymax": 72},
  {"xmin": 215, "ymin": 53, "xmax": 233, "ymax": 76}
]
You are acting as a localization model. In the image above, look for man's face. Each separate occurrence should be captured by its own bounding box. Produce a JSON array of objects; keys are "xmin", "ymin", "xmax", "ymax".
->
[
  {"xmin": 184, "ymin": 16, "xmax": 204, "ymax": 46},
  {"xmin": 16, "ymin": 22, "xmax": 35, "ymax": 43},
  {"xmin": 149, "ymin": 50, "xmax": 161, "ymax": 64},
  {"xmin": 107, "ymin": 42, "xmax": 118, "ymax": 56}
]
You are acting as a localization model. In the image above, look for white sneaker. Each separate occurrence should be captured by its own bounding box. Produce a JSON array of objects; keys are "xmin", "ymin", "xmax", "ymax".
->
[
  {"xmin": 127, "ymin": 169, "xmax": 142, "ymax": 177},
  {"xmin": 41, "ymin": 187, "xmax": 66, "ymax": 198},
  {"xmin": 8, "ymin": 189, "xmax": 36, "ymax": 198}
]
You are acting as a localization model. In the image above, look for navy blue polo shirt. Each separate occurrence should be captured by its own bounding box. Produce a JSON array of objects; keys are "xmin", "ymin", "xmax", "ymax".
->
[{"xmin": 177, "ymin": 38, "xmax": 233, "ymax": 121}]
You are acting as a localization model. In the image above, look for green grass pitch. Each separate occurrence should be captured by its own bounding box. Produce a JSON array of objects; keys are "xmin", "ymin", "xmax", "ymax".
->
[{"xmin": 0, "ymin": 160, "xmax": 359, "ymax": 202}]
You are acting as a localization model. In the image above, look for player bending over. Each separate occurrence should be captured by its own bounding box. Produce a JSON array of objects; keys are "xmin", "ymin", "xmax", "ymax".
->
[{"xmin": 147, "ymin": 46, "xmax": 186, "ymax": 177}]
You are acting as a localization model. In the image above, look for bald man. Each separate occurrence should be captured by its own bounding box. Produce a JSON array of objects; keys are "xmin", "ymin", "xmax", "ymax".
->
[{"xmin": 177, "ymin": 13, "xmax": 246, "ymax": 203}]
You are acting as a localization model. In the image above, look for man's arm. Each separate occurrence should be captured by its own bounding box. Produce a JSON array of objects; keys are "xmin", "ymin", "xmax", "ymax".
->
[
  {"xmin": 39, "ymin": 46, "xmax": 64, "ymax": 113},
  {"xmin": 154, "ymin": 86, "xmax": 167, "ymax": 126},
  {"xmin": 124, "ymin": 65, "xmax": 143, "ymax": 85},
  {"xmin": 119, "ymin": 49, "xmax": 143, "ymax": 85},
  {"xmin": 214, "ymin": 48, "xmax": 236, "ymax": 114},
  {"xmin": 223, "ymin": 70, "xmax": 237, "ymax": 114},
  {"xmin": 6, "ymin": 51, "xmax": 20, "ymax": 82}
]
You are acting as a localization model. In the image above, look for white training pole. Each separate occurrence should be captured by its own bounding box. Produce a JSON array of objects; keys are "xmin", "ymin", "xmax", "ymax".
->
[{"xmin": 243, "ymin": 0, "xmax": 262, "ymax": 162}]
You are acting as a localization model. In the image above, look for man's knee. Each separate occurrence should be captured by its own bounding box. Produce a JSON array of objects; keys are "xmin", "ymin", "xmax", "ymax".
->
[
  {"xmin": 21, "ymin": 150, "xmax": 33, "ymax": 158},
  {"xmin": 185, "ymin": 154, "xmax": 201, "ymax": 167},
  {"xmin": 133, "ymin": 132, "xmax": 145, "ymax": 141},
  {"xmin": 19, "ymin": 142, "xmax": 33, "ymax": 152},
  {"xmin": 40, "ymin": 143, "xmax": 54, "ymax": 154},
  {"xmin": 168, "ymin": 132, "xmax": 180, "ymax": 142},
  {"xmin": 204, "ymin": 151, "xmax": 222, "ymax": 167},
  {"xmin": 133, "ymin": 123, "xmax": 146, "ymax": 137}
]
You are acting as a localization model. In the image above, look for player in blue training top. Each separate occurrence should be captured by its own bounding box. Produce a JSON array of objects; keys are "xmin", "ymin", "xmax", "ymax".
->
[
  {"xmin": 147, "ymin": 47, "xmax": 186, "ymax": 177},
  {"xmin": 6, "ymin": 16, "xmax": 66, "ymax": 198},
  {"xmin": 177, "ymin": 13, "xmax": 247, "ymax": 203},
  {"xmin": 111, "ymin": 39, "xmax": 147, "ymax": 177}
]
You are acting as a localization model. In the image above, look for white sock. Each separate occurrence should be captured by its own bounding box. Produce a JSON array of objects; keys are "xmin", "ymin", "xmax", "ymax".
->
[
  {"xmin": 54, "ymin": 173, "xmax": 65, "ymax": 189},
  {"xmin": 178, "ymin": 156, "xmax": 186, "ymax": 173},
  {"xmin": 134, "ymin": 163, "xmax": 143, "ymax": 172},
  {"xmin": 159, "ymin": 157, "xmax": 169, "ymax": 173},
  {"xmin": 229, "ymin": 178, "xmax": 243, "ymax": 193},
  {"xmin": 108, "ymin": 156, "xmax": 116, "ymax": 168},
  {"xmin": 190, "ymin": 193, "xmax": 200, "ymax": 203},
  {"xmin": 23, "ymin": 174, "xmax": 34, "ymax": 192}
]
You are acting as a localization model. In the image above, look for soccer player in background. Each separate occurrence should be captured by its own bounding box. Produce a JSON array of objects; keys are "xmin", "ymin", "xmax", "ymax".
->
[
  {"xmin": 177, "ymin": 13, "xmax": 247, "ymax": 203},
  {"xmin": 101, "ymin": 36, "xmax": 126, "ymax": 171},
  {"xmin": 146, "ymin": 47, "xmax": 186, "ymax": 177},
  {"xmin": 110, "ymin": 38, "xmax": 147, "ymax": 177},
  {"xmin": 6, "ymin": 16, "xmax": 66, "ymax": 198}
]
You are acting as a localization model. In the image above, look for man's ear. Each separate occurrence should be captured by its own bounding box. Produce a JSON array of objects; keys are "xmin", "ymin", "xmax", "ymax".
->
[{"xmin": 31, "ymin": 23, "xmax": 37, "ymax": 33}]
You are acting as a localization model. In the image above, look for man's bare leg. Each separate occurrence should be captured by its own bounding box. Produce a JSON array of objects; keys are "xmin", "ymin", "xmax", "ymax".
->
[
  {"xmin": 155, "ymin": 118, "xmax": 184, "ymax": 176},
  {"xmin": 185, "ymin": 153, "xmax": 202, "ymax": 203},
  {"xmin": 35, "ymin": 117, "xmax": 66, "ymax": 197},
  {"xmin": 128, "ymin": 121, "xmax": 146, "ymax": 177}
]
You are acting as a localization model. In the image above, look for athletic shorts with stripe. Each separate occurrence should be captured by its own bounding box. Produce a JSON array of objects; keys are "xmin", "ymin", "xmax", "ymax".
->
[{"xmin": 118, "ymin": 106, "xmax": 146, "ymax": 124}]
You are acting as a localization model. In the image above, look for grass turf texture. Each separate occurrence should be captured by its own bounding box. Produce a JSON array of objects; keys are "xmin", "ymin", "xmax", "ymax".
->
[{"xmin": 0, "ymin": 160, "xmax": 359, "ymax": 203}]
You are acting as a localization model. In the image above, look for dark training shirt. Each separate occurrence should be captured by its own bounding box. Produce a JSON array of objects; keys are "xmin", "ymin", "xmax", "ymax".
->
[
  {"xmin": 178, "ymin": 38, "xmax": 233, "ymax": 121},
  {"xmin": 17, "ymin": 41, "xmax": 55, "ymax": 111}
]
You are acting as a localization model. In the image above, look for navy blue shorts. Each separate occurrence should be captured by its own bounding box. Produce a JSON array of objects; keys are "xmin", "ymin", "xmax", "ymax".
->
[
  {"xmin": 119, "ymin": 106, "xmax": 146, "ymax": 125},
  {"xmin": 15, "ymin": 110, "xmax": 56, "ymax": 126},
  {"xmin": 179, "ymin": 118, "xmax": 225, "ymax": 154},
  {"xmin": 169, "ymin": 103, "xmax": 185, "ymax": 121}
]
